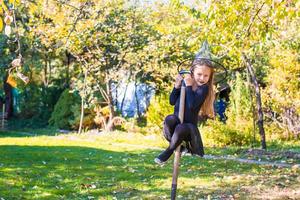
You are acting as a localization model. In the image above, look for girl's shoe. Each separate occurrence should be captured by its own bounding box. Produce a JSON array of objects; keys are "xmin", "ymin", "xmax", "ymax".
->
[
  {"xmin": 154, "ymin": 157, "xmax": 166, "ymax": 165},
  {"xmin": 154, "ymin": 149, "xmax": 173, "ymax": 165}
]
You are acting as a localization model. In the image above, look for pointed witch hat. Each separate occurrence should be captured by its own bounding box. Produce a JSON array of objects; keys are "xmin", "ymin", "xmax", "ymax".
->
[{"xmin": 177, "ymin": 40, "xmax": 227, "ymax": 83}]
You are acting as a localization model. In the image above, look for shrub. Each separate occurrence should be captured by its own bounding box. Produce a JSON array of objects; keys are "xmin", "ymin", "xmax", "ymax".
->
[
  {"xmin": 201, "ymin": 72, "xmax": 256, "ymax": 147},
  {"xmin": 48, "ymin": 89, "xmax": 80, "ymax": 129},
  {"xmin": 49, "ymin": 89, "xmax": 97, "ymax": 130},
  {"xmin": 119, "ymin": 92, "xmax": 173, "ymax": 135},
  {"xmin": 17, "ymin": 82, "xmax": 64, "ymax": 127},
  {"xmin": 69, "ymin": 102, "xmax": 96, "ymax": 130},
  {"xmin": 147, "ymin": 93, "xmax": 173, "ymax": 129},
  {"xmin": 201, "ymin": 120, "xmax": 253, "ymax": 147}
]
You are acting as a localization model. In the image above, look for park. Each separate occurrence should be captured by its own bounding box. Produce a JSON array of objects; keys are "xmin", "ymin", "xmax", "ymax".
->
[{"xmin": 0, "ymin": 0, "xmax": 299, "ymax": 199}]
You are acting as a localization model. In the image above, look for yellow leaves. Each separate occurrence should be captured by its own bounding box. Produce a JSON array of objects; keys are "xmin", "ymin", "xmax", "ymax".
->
[
  {"xmin": 265, "ymin": 47, "xmax": 300, "ymax": 114},
  {"xmin": 27, "ymin": 2, "xmax": 39, "ymax": 15},
  {"xmin": 0, "ymin": 0, "xmax": 20, "ymax": 17},
  {"xmin": 0, "ymin": 17, "xmax": 3, "ymax": 32},
  {"xmin": 0, "ymin": 6, "xmax": 7, "ymax": 33},
  {"xmin": 0, "ymin": 6, "xmax": 4, "ymax": 15},
  {"xmin": 0, "ymin": 1, "xmax": 8, "ymax": 13},
  {"xmin": 9, "ymin": 0, "xmax": 21, "ymax": 4},
  {"xmin": 0, "ymin": 0, "xmax": 21, "ymax": 32},
  {"xmin": 269, "ymin": 49, "xmax": 300, "ymax": 72}
]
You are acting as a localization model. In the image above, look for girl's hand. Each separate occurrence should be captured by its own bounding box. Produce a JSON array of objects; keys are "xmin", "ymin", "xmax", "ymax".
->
[
  {"xmin": 174, "ymin": 74, "xmax": 183, "ymax": 88},
  {"xmin": 184, "ymin": 74, "xmax": 193, "ymax": 86}
]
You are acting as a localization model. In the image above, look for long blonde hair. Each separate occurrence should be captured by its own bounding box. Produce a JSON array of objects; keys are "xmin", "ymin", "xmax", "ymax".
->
[{"xmin": 191, "ymin": 59, "xmax": 215, "ymax": 118}]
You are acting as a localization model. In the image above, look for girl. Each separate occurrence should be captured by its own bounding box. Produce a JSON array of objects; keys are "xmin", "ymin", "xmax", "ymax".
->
[{"xmin": 155, "ymin": 59, "xmax": 215, "ymax": 164}]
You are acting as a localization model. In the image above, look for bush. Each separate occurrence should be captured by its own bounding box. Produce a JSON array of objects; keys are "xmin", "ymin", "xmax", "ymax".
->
[
  {"xmin": 119, "ymin": 92, "xmax": 173, "ymax": 135},
  {"xmin": 49, "ymin": 89, "xmax": 97, "ymax": 130},
  {"xmin": 201, "ymin": 120, "xmax": 253, "ymax": 147},
  {"xmin": 48, "ymin": 89, "xmax": 80, "ymax": 129},
  {"xmin": 147, "ymin": 93, "xmax": 173, "ymax": 128},
  {"xmin": 201, "ymin": 72, "xmax": 256, "ymax": 147},
  {"xmin": 262, "ymin": 48, "xmax": 300, "ymax": 139},
  {"xmin": 68, "ymin": 102, "xmax": 96, "ymax": 130},
  {"xmin": 17, "ymin": 82, "xmax": 64, "ymax": 127}
]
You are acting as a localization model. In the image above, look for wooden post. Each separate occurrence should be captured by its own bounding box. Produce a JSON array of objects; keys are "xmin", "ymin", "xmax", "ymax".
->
[{"xmin": 171, "ymin": 81, "xmax": 186, "ymax": 200}]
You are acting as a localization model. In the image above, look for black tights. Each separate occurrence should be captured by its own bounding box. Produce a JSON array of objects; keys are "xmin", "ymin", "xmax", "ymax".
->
[{"xmin": 158, "ymin": 115, "xmax": 192, "ymax": 161}]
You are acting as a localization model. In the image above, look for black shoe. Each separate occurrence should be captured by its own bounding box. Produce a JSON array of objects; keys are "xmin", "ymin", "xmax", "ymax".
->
[
  {"xmin": 154, "ymin": 157, "xmax": 166, "ymax": 165},
  {"xmin": 154, "ymin": 149, "xmax": 173, "ymax": 165}
]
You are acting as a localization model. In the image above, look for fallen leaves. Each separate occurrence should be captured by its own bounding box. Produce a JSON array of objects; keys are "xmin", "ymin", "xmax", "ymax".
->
[{"xmin": 80, "ymin": 183, "xmax": 97, "ymax": 189}]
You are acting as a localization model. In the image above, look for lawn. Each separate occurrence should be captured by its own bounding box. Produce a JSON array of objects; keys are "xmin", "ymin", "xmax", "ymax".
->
[{"xmin": 0, "ymin": 130, "xmax": 299, "ymax": 200}]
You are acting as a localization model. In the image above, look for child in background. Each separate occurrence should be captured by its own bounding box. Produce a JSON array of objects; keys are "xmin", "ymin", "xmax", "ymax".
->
[{"xmin": 155, "ymin": 59, "xmax": 215, "ymax": 164}]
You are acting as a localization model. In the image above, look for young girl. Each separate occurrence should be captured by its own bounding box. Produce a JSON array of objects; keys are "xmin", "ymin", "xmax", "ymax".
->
[{"xmin": 155, "ymin": 59, "xmax": 215, "ymax": 164}]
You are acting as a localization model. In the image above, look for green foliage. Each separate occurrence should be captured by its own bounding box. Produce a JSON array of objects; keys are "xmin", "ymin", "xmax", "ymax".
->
[
  {"xmin": 120, "ymin": 92, "xmax": 173, "ymax": 135},
  {"xmin": 203, "ymin": 72, "xmax": 254, "ymax": 146},
  {"xmin": 202, "ymin": 120, "xmax": 253, "ymax": 147},
  {"xmin": 146, "ymin": 92, "xmax": 173, "ymax": 133},
  {"xmin": 0, "ymin": 35, "xmax": 12, "ymax": 83},
  {"xmin": 49, "ymin": 89, "xmax": 96, "ymax": 130},
  {"xmin": 0, "ymin": 0, "xmax": 298, "ymax": 140},
  {"xmin": 262, "ymin": 47, "xmax": 300, "ymax": 139},
  {"xmin": 68, "ymin": 102, "xmax": 96, "ymax": 130},
  {"xmin": 48, "ymin": 89, "xmax": 81, "ymax": 129},
  {"xmin": 226, "ymin": 72, "xmax": 253, "ymax": 125},
  {"xmin": 17, "ymin": 83, "xmax": 63, "ymax": 126}
]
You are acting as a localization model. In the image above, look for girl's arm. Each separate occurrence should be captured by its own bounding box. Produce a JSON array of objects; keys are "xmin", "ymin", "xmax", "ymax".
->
[
  {"xmin": 185, "ymin": 85, "xmax": 209, "ymax": 110},
  {"xmin": 169, "ymin": 87, "xmax": 180, "ymax": 105},
  {"xmin": 169, "ymin": 74, "xmax": 183, "ymax": 105}
]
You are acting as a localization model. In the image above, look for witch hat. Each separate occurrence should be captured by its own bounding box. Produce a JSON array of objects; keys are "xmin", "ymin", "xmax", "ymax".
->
[{"xmin": 178, "ymin": 40, "xmax": 227, "ymax": 83}]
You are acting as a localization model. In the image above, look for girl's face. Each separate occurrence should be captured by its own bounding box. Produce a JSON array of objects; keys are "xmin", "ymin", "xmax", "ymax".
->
[{"xmin": 192, "ymin": 65, "xmax": 211, "ymax": 86}]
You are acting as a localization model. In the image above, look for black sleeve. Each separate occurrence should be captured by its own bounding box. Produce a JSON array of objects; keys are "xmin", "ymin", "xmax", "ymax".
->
[
  {"xmin": 169, "ymin": 87, "xmax": 180, "ymax": 105},
  {"xmin": 185, "ymin": 85, "xmax": 209, "ymax": 110}
]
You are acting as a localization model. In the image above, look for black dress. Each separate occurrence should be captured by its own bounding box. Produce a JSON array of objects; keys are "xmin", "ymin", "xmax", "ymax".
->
[{"xmin": 163, "ymin": 84, "xmax": 209, "ymax": 157}]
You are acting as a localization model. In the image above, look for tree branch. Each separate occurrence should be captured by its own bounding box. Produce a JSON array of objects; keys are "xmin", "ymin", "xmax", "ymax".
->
[
  {"xmin": 65, "ymin": 2, "xmax": 88, "ymax": 47},
  {"xmin": 245, "ymin": 2, "xmax": 266, "ymax": 37}
]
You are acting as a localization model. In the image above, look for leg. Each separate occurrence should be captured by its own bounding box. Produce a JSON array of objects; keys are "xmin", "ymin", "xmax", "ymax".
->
[
  {"xmin": 163, "ymin": 114, "xmax": 180, "ymax": 142},
  {"xmin": 156, "ymin": 124, "xmax": 191, "ymax": 163}
]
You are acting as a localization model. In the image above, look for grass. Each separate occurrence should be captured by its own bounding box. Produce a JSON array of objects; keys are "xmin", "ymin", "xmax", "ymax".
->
[{"xmin": 0, "ymin": 129, "xmax": 299, "ymax": 199}]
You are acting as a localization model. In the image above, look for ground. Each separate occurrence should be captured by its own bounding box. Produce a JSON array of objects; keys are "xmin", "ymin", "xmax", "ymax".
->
[{"xmin": 0, "ymin": 129, "xmax": 299, "ymax": 200}]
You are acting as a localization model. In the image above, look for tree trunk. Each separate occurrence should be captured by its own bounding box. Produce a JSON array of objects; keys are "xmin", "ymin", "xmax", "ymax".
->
[
  {"xmin": 105, "ymin": 79, "xmax": 116, "ymax": 131},
  {"xmin": 114, "ymin": 85, "xmax": 118, "ymax": 109},
  {"xmin": 121, "ymin": 81, "xmax": 130, "ymax": 115},
  {"xmin": 134, "ymin": 80, "xmax": 141, "ymax": 119},
  {"xmin": 78, "ymin": 69, "xmax": 88, "ymax": 134},
  {"xmin": 49, "ymin": 59, "xmax": 52, "ymax": 85},
  {"xmin": 145, "ymin": 85, "xmax": 151, "ymax": 109},
  {"xmin": 43, "ymin": 58, "xmax": 48, "ymax": 87},
  {"xmin": 66, "ymin": 51, "xmax": 71, "ymax": 87},
  {"xmin": 243, "ymin": 54, "xmax": 267, "ymax": 149},
  {"xmin": 3, "ymin": 77, "xmax": 13, "ymax": 119},
  {"xmin": 246, "ymin": 67, "xmax": 257, "ymax": 147}
]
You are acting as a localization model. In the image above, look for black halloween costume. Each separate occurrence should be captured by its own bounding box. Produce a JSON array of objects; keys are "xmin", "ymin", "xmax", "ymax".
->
[{"xmin": 156, "ymin": 84, "xmax": 209, "ymax": 163}]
